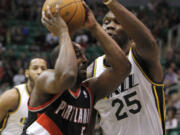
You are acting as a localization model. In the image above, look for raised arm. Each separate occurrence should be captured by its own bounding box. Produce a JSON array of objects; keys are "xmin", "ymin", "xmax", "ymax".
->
[
  {"xmin": 103, "ymin": 0, "xmax": 163, "ymax": 82},
  {"xmin": 84, "ymin": 5, "xmax": 131, "ymax": 101},
  {"xmin": 35, "ymin": 9, "xmax": 78, "ymax": 94}
]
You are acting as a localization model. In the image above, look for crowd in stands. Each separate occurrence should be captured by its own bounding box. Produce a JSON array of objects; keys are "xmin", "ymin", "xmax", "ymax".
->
[{"xmin": 0, "ymin": 0, "xmax": 180, "ymax": 134}]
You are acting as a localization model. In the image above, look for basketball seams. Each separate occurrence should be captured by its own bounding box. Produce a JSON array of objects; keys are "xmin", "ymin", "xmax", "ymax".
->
[
  {"xmin": 59, "ymin": 0, "xmax": 82, "ymax": 11},
  {"xmin": 66, "ymin": 0, "xmax": 78, "ymax": 25},
  {"xmin": 79, "ymin": 2, "xmax": 85, "ymax": 26},
  {"xmin": 43, "ymin": 0, "xmax": 85, "ymax": 30},
  {"xmin": 77, "ymin": 2, "xmax": 84, "ymax": 27}
]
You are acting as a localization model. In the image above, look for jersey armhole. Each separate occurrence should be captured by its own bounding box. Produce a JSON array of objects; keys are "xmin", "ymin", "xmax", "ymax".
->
[{"xmin": 131, "ymin": 47, "xmax": 164, "ymax": 87}]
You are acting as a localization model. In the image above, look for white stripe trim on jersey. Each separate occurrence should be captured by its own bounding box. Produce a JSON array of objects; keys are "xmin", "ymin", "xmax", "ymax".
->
[
  {"xmin": 26, "ymin": 121, "xmax": 50, "ymax": 135},
  {"xmin": 130, "ymin": 48, "xmax": 164, "ymax": 87}
]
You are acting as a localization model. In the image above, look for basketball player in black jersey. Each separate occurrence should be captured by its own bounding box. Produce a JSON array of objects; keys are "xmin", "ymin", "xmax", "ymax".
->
[{"xmin": 21, "ymin": 4, "xmax": 131, "ymax": 135}]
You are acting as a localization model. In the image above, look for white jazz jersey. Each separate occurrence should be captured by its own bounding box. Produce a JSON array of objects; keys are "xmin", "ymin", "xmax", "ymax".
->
[
  {"xmin": 93, "ymin": 49, "xmax": 166, "ymax": 135},
  {"xmin": 0, "ymin": 84, "xmax": 29, "ymax": 135}
]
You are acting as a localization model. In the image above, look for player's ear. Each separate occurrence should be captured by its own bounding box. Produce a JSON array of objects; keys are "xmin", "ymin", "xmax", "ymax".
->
[{"xmin": 25, "ymin": 70, "xmax": 29, "ymax": 78}]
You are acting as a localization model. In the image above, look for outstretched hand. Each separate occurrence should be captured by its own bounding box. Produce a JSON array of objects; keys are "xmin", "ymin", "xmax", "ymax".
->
[
  {"xmin": 41, "ymin": 5, "xmax": 68, "ymax": 36},
  {"xmin": 83, "ymin": 2, "xmax": 98, "ymax": 31}
]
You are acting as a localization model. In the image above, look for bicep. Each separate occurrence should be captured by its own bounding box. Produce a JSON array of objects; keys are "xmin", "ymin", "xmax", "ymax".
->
[
  {"xmin": 0, "ymin": 89, "xmax": 18, "ymax": 122},
  {"xmin": 35, "ymin": 71, "xmax": 73, "ymax": 94}
]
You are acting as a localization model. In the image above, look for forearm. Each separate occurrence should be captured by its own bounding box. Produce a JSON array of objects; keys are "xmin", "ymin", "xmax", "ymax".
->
[
  {"xmin": 55, "ymin": 32, "xmax": 77, "ymax": 85},
  {"xmin": 106, "ymin": 0, "xmax": 156, "ymax": 49}
]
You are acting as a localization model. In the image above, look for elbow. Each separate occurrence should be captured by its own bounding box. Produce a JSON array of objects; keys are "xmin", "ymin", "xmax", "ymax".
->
[
  {"xmin": 145, "ymin": 35, "xmax": 158, "ymax": 49},
  {"xmin": 147, "ymin": 38, "xmax": 159, "ymax": 55},
  {"xmin": 56, "ymin": 71, "xmax": 77, "ymax": 87},
  {"xmin": 149, "ymin": 38, "xmax": 157, "ymax": 48},
  {"xmin": 64, "ymin": 71, "xmax": 77, "ymax": 86}
]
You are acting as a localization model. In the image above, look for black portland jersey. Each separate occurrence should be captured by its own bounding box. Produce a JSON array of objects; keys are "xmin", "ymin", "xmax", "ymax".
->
[{"xmin": 22, "ymin": 84, "xmax": 93, "ymax": 135}]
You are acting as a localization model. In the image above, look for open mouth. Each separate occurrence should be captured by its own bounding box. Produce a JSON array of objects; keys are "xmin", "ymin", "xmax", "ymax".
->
[{"xmin": 107, "ymin": 33, "xmax": 113, "ymax": 37}]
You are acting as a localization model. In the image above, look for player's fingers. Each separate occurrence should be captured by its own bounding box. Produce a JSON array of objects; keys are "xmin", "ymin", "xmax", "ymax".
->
[
  {"xmin": 41, "ymin": 12, "xmax": 52, "ymax": 26},
  {"xmin": 41, "ymin": 18, "xmax": 50, "ymax": 28},
  {"xmin": 82, "ymin": 1, "xmax": 90, "ymax": 12},
  {"xmin": 46, "ymin": 5, "xmax": 56, "ymax": 22}
]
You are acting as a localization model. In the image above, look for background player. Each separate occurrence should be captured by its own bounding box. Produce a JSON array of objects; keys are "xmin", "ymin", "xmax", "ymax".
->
[
  {"xmin": 22, "ymin": 4, "xmax": 130, "ymax": 135},
  {"xmin": 0, "ymin": 58, "xmax": 47, "ymax": 135},
  {"xmin": 87, "ymin": 0, "xmax": 166, "ymax": 135}
]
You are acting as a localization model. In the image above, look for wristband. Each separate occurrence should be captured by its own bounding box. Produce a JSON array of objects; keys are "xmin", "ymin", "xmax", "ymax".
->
[{"xmin": 103, "ymin": 0, "xmax": 113, "ymax": 5}]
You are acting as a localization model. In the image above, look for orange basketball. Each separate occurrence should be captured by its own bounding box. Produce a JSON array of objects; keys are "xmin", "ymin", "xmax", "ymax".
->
[{"xmin": 42, "ymin": 0, "xmax": 86, "ymax": 31}]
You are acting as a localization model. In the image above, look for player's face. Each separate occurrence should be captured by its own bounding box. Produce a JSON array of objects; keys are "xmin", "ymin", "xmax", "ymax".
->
[
  {"xmin": 26, "ymin": 58, "xmax": 47, "ymax": 83},
  {"xmin": 102, "ymin": 11, "xmax": 122, "ymax": 37},
  {"xmin": 74, "ymin": 44, "xmax": 88, "ymax": 81},
  {"xmin": 103, "ymin": 11, "xmax": 129, "ymax": 48}
]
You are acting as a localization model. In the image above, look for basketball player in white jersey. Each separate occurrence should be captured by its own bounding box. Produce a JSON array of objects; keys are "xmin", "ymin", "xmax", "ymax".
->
[
  {"xmin": 0, "ymin": 58, "xmax": 47, "ymax": 135},
  {"xmin": 87, "ymin": 0, "xmax": 166, "ymax": 135}
]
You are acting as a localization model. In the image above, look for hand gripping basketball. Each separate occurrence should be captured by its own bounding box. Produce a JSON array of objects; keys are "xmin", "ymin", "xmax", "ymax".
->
[
  {"xmin": 41, "ymin": 6, "xmax": 68, "ymax": 36},
  {"xmin": 42, "ymin": 0, "xmax": 86, "ymax": 32}
]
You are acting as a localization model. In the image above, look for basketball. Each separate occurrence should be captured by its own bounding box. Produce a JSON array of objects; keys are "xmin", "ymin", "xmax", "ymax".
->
[{"xmin": 42, "ymin": 0, "xmax": 86, "ymax": 31}]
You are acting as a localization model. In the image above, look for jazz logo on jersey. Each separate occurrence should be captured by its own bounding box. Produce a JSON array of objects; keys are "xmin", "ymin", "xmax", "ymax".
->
[{"xmin": 109, "ymin": 74, "xmax": 139, "ymax": 98}]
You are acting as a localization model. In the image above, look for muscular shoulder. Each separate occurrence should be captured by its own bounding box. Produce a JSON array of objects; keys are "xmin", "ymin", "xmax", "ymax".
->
[{"xmin": 0, "ymin": 88, "xmax": 19, "ymax": 112}]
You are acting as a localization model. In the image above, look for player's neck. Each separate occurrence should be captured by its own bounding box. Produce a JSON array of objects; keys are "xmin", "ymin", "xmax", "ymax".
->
[
  {"xmin": 26, "ymin": 81, "xmax": 33, "ymax": 93},
  {"xmin": 71, "ymin": 83, "xmax": 81, "ymax": 92}
]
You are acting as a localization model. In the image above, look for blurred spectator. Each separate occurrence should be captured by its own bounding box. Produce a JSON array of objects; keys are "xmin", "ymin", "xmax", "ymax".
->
[
  {"xmin": 166, "ymin": 106, "xmax": 179, "ymax": 135},
  {"xmin": 74, "ymin": 30, "xmax": 89, "ymax": 49},
  {"xmin": 34, "ymin": 30, "xmax": 45, "ymax": 46},
  {"xmin": 13, "ymin": 68, "xmax": 25, "ymax": 85},
  {"xmin": 45, "ymin": 33, "xmax": 58, "ymax": 47},
  {"xmin": 0, "ymin": 61, "xmax": 4, "ymax": 82},
  {"xmin": 177, "ymin": 69, "xmax": 180, "ymax": 82},
  {"xmin": 0, "ymin": 19, "xmax": 7, "ymax": 44},
  {"xmin": 164, "ymin": 66, "xmax": 178, "ymax": 88},
  {"xmin": 10, "ymin": 25, "xmax": 24, "ymax": 44}
]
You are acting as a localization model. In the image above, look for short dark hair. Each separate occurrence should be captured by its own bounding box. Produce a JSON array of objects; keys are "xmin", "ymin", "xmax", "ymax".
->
[{"xmin": 25, "ymin": 56, "xmax": 47, "ymax": 69}]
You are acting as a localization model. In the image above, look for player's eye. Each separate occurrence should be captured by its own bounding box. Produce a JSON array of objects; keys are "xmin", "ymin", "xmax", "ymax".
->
[
  {"xmin": 32, "ymin": 66, "xmax": 38, "ymax": 70},
  {"xmin": 41, "ymin": 67, "xmax": 47, "ymax": 70},
  {"xmin": 104, "ymin": 19, "xmax": 111, "ymax": 25}
]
